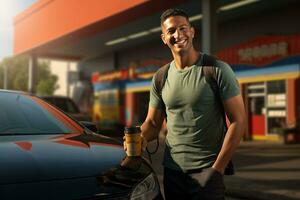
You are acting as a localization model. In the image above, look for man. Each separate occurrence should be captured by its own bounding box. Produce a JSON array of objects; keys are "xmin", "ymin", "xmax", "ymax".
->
[{"xmin": 127, "ymin": 8, "xmax": 246, "ymax": 199}]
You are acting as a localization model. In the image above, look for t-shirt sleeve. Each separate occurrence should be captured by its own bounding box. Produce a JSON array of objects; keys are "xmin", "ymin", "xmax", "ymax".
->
[
  {"xmin": 149, "ymin": 72, "xmax": 164, "ymax": 109},
  {"xmin": 215, "ymin": 60, "xmax": 240, "ymax": 101}
]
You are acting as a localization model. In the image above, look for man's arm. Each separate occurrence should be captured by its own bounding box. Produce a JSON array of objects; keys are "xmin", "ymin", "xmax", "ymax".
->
[
  {"xmin": 212, "ymin": 94, "xmax": 247, "ymax": 174},
  {"xmin": 140, "ymin": 107, "xmax": 165, "ymax": 150}
]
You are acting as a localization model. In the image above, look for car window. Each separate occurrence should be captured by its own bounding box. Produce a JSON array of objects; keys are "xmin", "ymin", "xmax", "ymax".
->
[
  {"xmin": 0, "ymin": 93, "xmax": 84, "ymax": 135},
  {"xmin": 44, "ymin": 97, "xmax": 80, "ymax": 114},
  {"xmin": 64, "ymin": 99, "xmax": 80, "ymax": 113}
]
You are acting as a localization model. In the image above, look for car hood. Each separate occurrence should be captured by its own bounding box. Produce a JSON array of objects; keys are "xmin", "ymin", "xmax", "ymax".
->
[{"xmin": 0, "ymin": 133, "xmax": 125, "ymax": 184}]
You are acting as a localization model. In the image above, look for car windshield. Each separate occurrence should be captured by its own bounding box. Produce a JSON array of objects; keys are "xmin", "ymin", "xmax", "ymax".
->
[{"xmin": 0, "ymin": 92, "xmax": 84, "ymax": 135}]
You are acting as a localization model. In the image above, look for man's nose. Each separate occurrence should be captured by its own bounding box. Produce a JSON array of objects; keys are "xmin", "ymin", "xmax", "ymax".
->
[{"xmin": 174, "ymin": 29, "xmax": 182, "ymax": 39}]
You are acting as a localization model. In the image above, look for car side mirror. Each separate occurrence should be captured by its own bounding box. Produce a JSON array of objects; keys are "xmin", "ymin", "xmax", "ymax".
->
[{"xmin": 80, "ymin": 121, "xmax": 98, "ymax": 133}]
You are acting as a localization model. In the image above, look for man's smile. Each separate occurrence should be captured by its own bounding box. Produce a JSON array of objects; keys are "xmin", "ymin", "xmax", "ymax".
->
[{"xmin": 174, "ymin": 39, "xmax": 187, "ymax": 47}]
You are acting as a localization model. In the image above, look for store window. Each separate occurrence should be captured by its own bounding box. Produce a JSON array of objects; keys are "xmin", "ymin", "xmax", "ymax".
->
[
  {"xmin": 266, "ymin": 80, "xmax": 286, "ymax": 134},
  {"xmin": 267, "ymin": 80, "xmax": 285, "ymax": 94},
  {"xmin": 247, "ymin": 82, "xmax": 265, "ymax": 96}
]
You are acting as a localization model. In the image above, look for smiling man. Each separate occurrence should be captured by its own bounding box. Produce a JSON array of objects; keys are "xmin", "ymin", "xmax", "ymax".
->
[{"xmin": 136, "ymin": 8, "xmax": 247, "ymax": 199}]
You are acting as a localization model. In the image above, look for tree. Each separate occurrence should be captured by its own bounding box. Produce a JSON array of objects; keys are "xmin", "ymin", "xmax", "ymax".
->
[{"xmin": 0, "ymin": 55, "xmax": 59, "ymax": 95}]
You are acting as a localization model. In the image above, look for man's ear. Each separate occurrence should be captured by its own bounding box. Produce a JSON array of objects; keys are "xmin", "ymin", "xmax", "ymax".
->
[
  {"xmin": 191, "ymin": 26, "xmax": 195, "ymax": 39},
  {"xmin": 161, "ymin": 33, "xmax": 167, "ymax": 44}
]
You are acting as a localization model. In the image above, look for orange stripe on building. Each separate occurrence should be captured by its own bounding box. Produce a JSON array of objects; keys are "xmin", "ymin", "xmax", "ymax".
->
[
  {"xmin": 287, "ymin": 79, "xmax": 295, "ymax": 126},
  {"xmin": 13, "ymin": 0, "xmax": 186, "ymax": 56},
  {"xmin": 13, "ymin": 0, "xmax": 149, "ymax": 54}
]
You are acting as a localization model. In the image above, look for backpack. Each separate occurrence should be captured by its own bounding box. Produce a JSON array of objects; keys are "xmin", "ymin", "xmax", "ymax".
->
[{"xmin": 153, "ymin": 53, "xmax": 234, "ymax": 175}]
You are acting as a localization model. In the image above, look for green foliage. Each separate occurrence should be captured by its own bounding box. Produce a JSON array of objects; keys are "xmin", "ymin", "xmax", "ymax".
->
[
  {"xmin": 0, "ymin": 56, "xmax": 58, "ymax": 95},
  {"xmin": 36, "ymin": 75, "xmax": 59, "ymax": 95},
  {"xmin": 0, "ymin": 66, "xmax": 3, "ymax": 89}
]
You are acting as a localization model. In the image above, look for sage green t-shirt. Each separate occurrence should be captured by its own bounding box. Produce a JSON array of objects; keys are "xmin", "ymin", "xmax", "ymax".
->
[{"xmin": 149, "ymin": 55, "xmax": 240, "ymax": 172}]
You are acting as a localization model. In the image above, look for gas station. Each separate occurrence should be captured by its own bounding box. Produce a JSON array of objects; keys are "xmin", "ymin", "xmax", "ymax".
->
[{"xmin": 13, "ymin": 0, "xmax": 300, "ymax": 142}]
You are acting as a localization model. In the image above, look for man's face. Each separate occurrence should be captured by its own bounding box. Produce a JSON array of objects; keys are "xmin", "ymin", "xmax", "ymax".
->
[{"xmin": 161, "ymin": 15, "xmax": 195, "ymax": 54}]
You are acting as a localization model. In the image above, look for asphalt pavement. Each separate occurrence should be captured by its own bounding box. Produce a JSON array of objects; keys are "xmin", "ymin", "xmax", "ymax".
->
[
  {"xmin": 145, "ymin": 135, "xmax": 300, "ymax": 200},
  {"xmin": 224, "ymin": 140, "xmax": 300, "ymax": 200}
]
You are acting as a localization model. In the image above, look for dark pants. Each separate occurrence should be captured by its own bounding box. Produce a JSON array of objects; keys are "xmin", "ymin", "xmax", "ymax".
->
[{"xmin": 163, "ymin": 167, "xmax": 225, "ymax": 200}]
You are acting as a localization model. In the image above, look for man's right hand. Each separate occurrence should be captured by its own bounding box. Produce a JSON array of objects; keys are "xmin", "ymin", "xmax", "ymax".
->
[{"xmin": 123, "ymin": 107, "xmax": 164, "ymax": 154}]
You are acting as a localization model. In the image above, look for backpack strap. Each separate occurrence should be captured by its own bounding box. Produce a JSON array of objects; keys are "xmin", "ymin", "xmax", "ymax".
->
[
  {"xmin": 145, "ymin": 63, "xmax": 170, "ymax": 160},
  {"xmin": 202, "ymin": 53, "xmax": 217, "ymax": 67},
  {"xmin": 154, "ymin": 63, "xmax": 170, "ymax": 116},
  {"xmin": 202, "ymin": 54, "xmax": 219, "ymax": 100},
  {"xmin": 202, "ymin": 54, "xmax": 235, "ymax": 175},
  {"xmin": 155, "ymin": 63, "xmax": 170, "ymax": 96},
  {"xmin": 202, "ymin": 54, "xmax": 226, "ymax": 127}
]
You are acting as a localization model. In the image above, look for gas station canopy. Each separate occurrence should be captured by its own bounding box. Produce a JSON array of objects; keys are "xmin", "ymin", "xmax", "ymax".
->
[{"xmin": 13, "ymin": 0, "xmax": 298, "ymax": 61}]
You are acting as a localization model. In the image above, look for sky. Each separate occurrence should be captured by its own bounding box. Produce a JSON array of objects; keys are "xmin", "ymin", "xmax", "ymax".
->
[{"xmin": 0, "ymin": 0, "xmax": 37, "ymax": 62}]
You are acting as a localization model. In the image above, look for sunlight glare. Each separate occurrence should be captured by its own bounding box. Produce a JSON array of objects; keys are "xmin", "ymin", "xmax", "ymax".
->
[{"xmin": 0, "ymin": 0, "xmax": 15, "ymax": 26}]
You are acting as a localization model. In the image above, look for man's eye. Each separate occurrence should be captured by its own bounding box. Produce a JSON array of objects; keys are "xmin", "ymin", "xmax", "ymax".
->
[
  {"xmin": 168, "ymin": 30, "xmax": 175, "ymax": 34},
  {"xmin": 180, "ymin": 27, "xmax": 187, "ymax": 31}
]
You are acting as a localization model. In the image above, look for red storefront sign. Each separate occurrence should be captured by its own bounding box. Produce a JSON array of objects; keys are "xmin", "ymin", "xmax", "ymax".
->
[
  {"xmin": 91, "ymin": 69, "xmax": 129, "ymax": 83},
  {"xmin": 217, "ymin": 35, "xmax": 300, "ymax": 66},
  {"xmin": 91, "ymin": 59, "xmax": 169, "ymax": 83}
]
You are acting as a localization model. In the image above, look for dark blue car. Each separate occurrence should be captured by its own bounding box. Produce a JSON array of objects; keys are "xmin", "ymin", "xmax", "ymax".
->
[{"xmin": 0, "ymin": 90, "xmax": 162, "ymax": 200}]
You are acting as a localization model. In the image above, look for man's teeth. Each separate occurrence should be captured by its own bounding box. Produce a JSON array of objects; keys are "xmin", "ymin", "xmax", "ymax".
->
[{"xmin": 176, "ymin": 40, "xmax": 186, "ymax": 44}]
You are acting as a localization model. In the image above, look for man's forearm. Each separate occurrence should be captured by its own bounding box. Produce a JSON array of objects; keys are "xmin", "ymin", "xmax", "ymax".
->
[
  {"xmin": 212, "ymin": 120, "xmax": 246, "ymax": 174},
  {"xmin": 141, "ymin": 120, "xmax": 162, "ymax": 142}
]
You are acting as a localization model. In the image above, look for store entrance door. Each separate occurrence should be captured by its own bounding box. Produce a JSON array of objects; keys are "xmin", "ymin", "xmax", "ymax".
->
[
  {"xmin": 249, "ymin": 96, "xmax": 266, "ymax": 136},
  {"xmin": 247, "ymin": 82, "xmax": 266, "ymax": 137}
]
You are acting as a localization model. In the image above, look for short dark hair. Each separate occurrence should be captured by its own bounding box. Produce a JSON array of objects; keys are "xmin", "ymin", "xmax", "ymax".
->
[{"xmin": 160, "ymin": 8, "xmax": 189, "ymax": 25}]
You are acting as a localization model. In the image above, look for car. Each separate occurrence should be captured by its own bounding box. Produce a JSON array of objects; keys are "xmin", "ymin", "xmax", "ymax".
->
[
  {"xmin": 0, "ymin": 90, "xmax": 162, "ymax": 200},
  {"xmin": 40, "ymin": 95, "xmax": 92, "ymax": 122}
]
